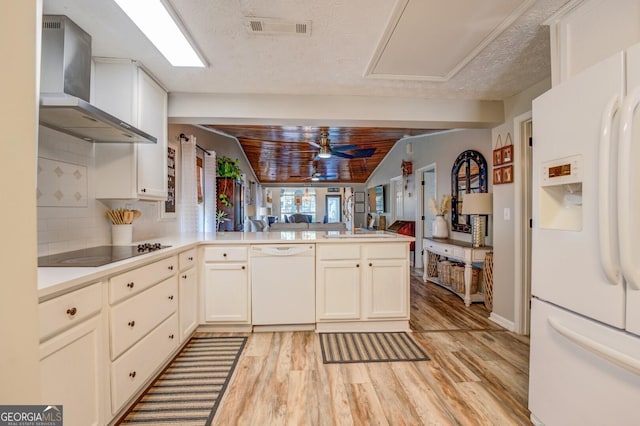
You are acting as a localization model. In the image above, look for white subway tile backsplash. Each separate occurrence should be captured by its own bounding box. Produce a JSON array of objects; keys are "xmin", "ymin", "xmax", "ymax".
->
[{"xmin": 37, "ymin": 126, "xmax": 179, "ymax": 257}]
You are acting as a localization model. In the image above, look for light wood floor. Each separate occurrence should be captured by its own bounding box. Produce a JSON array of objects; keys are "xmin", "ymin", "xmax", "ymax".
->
[{"xmin": 206, "ymin": 270, "xmax": 531, "ymax": 425}]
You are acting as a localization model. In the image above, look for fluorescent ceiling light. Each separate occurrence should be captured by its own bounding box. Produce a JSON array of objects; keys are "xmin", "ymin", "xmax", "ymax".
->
[{"xmin": 114, "ymin": 0, "xmax": 205, "ymax": 67}]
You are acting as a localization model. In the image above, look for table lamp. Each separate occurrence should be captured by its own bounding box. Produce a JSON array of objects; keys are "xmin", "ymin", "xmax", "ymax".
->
[{"xmin": 462, "ymin": 193, "xmax": 493, "ymax": 248}]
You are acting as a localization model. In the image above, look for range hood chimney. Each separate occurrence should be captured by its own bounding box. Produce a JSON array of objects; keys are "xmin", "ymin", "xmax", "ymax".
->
[{"xmin": 39, "ymin": 16, "xmax": 156, "ymax": 144}]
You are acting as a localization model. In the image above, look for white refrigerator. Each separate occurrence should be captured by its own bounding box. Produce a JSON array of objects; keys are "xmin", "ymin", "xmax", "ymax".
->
[{"xmin": 529, "ymin": 42, "xmax": 640, "ymax": 425}]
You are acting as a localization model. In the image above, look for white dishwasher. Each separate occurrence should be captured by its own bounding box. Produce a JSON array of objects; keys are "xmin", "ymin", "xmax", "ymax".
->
[{"xmin": 250, "ymin": 244, "xmax": 315, "ymax": 326}]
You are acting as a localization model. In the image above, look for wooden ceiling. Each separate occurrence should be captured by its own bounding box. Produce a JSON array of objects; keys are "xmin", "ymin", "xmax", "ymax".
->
[{"xmin": 203, "ymin": 125, "xmax": 437, "ymax": 184}]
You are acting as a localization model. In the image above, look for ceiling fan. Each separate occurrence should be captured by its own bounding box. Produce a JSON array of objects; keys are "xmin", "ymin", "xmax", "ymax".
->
[
  {"xmin": 303, "ymin": 163, "xmax": 337, "ymax": 181},
  {"xmin": 307, "ymin": 131, "xmax": 376, "ymax": 160}
]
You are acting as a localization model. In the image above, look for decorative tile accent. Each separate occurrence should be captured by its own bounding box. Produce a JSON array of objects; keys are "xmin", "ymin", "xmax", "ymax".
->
[{"xmin": 37, "ymin": 158, "xmax": 88, "ymax": 207}]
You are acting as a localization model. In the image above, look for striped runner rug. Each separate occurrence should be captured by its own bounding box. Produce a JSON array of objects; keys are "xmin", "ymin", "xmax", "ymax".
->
[
  {"xmin": 120, "ymin": 336, "xmax": 246, "ymax": 425},
  {"xmin": 319, "ymin": 332, "xmax": 429, "ymax": 364}
]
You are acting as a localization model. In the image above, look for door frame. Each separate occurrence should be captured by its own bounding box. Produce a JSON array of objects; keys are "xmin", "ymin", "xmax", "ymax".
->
[
  {"xmin": 415, "ymin": 162, "xmax": 437, "ymax": 269},
  {"xmin": 513, "ymin": 111, "xmax": 533, "ymax": 335}
]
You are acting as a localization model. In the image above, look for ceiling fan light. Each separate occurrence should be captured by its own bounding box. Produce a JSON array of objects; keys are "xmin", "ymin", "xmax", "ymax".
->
[
  {"xmin": 311, "ymin": 175, "xmax": 320, "ymax": 181},
  {"xmin": 318, "ymin": 146, "xmax": 332, "ymax": 158}
]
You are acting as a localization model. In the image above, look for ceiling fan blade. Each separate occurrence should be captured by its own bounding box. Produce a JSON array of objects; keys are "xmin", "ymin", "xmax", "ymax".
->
[
  {"xmin": 332, "ymin": 151, "xmax": 353, "ymax": 159},
  {"xmin": 331, "ymin": 144, "xmax": 357, "ymax": 152},
  {"xmin": 307, "ymin": 141, "xmax": 321, "ymax": 149},
  {"xmin": 351, "ymin": 148, "xmax": 376, "ymax": 158}
]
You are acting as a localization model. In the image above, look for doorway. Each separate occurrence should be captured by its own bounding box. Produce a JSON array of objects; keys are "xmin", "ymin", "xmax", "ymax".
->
[
  {"xmin": 414, "ymin": 163, "xmax": 436, "ymax": 269},
  {"xmin": 325, "ymin": 194, "xmax": 342, "ymax": 223}
]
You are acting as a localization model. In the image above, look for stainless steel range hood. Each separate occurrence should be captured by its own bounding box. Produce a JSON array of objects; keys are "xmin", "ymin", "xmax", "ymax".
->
[{"xmin": 39, "ymin": 16, "xmax": 156, "ymax": 144}]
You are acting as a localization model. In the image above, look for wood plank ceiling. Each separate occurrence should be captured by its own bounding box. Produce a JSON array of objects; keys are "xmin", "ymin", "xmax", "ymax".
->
[{"xmin": 204, "ymin": 125, "xmax": 437, "ymax": 184}]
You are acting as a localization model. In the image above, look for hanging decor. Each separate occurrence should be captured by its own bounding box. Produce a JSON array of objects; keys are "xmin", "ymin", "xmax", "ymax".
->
[
  {"xmin": 493, "ymin": 132, "xmax": 514, "ymax": 185},
  {"xmin": 401, "ymin": 160, "xmax": 413, "ymax": 176}
]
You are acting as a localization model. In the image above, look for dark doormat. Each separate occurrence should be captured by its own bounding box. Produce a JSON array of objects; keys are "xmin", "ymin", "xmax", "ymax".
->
[{"xmin": 319, "ymin": 332, "xmax": 429, "ymax": 364}]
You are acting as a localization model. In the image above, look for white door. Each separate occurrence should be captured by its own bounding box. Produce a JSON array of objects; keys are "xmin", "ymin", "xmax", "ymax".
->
[
  {"xmin": 622, "ymin": 42, "xmax": 640, "ymax": 335},
  {"xmin": 532, "ymin": 51, "xmax": 626, "ymax": 327},
  {"xmin": 422, "ymin": 168, "xmax": 436, "ymax": 237}
]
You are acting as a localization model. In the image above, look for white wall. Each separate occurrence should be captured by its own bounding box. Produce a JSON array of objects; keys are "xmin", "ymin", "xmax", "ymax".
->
[
  {"xmin": 0, "ymin": 0, "xmax": 41, "ymax": 403},
  {"xmin": 491, "ymin": 78, "xmax": 551, "ymax": 327}
]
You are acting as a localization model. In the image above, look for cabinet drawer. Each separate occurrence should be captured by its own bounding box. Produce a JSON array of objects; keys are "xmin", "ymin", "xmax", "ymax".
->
[
  {"xmin": 317, "ymin": 244, "xmax": 360, "ymax": 260},
  {"xmin": 179, "ymin": 248, "xmax": 197, "ymax": 270},
  {"xmin": 203, "ymin": 246, "xmax": 247, "ymax": 262},
  {"xmin": 364, "ymin": 243, "xmax": 407, "ymax": 259},
  {"xmin": 110, "ymin": 276, "xmax": 178, "ymax": 360},
  {"xmin": 39, "ymin": 283, "xmax": 102, "ymax": 341},
  {"xmin": 110, "ymin": 313, "xmax": 179, "ymax": 414},
  {"xmin": 424, "ymin": 241, "xmax": 453, "ymax": 257},
  {"xmin": 110, "ymin": 256, "xmax": 177, "ymax": 304}
]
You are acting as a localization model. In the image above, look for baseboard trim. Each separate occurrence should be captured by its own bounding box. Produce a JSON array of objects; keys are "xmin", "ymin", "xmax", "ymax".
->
[{"xmin": 489, "ymin": 312, "xmax": 516, "ymax": 332}]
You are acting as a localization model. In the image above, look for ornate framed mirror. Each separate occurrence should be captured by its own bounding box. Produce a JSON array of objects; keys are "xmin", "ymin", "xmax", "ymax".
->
[{"xmin": 451, "ymin": 150, "xmax": 488, "ymax": 233}]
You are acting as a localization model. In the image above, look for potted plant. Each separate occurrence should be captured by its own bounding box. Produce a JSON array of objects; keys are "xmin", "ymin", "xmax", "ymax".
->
[
  {"xmin": 216, "ymin": 156, "xmax": 242, "ymax": 208},
  {"xmin": 429, "ymin": 194, "xmax": 451, "ymax": 238}
]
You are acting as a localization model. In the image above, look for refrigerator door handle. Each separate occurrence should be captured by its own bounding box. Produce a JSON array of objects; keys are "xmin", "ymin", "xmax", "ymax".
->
[
  {"xmin": 549, "ymin": 316, "xmax": 640, "ymax": 376},
  {"xmin": 618, "ymin": 86, "xmax": 640, "ymax": 290},
  {"xmin": 599, "ymin": 95, "xmax": 623, "ymax": 286}
]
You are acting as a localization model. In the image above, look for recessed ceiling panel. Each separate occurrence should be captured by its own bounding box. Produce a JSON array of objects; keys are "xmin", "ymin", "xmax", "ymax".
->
[{"xmin": 366, "ymin": 0, "xmax": 534, "ymax": 81}]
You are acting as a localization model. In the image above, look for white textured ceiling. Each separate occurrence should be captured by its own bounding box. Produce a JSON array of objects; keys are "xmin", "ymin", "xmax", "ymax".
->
[{"xmin": 43, "ymin": 0, "xmax": 570, "ymax": 101}]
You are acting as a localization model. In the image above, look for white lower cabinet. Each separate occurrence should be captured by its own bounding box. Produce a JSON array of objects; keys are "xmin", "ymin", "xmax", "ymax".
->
[
  {"xmin": 316, "ymin": 260, "xmax": 361, "ymax": 320},
  {"xmin": 363, "ymin": 244, "xmax": 409, "ymax": 319},
  {"xmin": 39, "ymin": 283, "xmax": 107, "ymax": 426},
  {"xmin": 110, "ymin": 314, "xmax": 179, "ymax": 413},
  {"xmin": 203, "ymin": 246, "xmax": 250, "ymax": 323},
  {"xmin": 108, "ymin": 255, "xmax": 179, "ymax": 415},
  {"xmin": 316, "ymin": 243, "xmax": 409, "ymax": 324},
  {"xmin": 179, "ymin": 269, "xmax": 197, "ymax": 340}
]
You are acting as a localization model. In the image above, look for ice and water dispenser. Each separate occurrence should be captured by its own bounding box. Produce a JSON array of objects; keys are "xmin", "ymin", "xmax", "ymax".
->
[{"xmin": 539, "ymin": 154, "xmax": 583, "ymax": 231}]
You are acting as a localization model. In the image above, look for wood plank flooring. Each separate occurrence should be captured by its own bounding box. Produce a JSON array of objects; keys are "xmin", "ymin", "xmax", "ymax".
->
[{"xmin": 204, "ymin": 269, "xmax": 531, "ymax": 425}]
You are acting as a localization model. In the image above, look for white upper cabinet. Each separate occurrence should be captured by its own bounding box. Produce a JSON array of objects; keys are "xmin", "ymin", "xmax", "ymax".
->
[
  {"xmin": 93, "ymin": 58, "xmax": 168, "ymax": 200},
  {"xmin": 548, "ymin": 0, "xmax": 640, "ymax": 85}
]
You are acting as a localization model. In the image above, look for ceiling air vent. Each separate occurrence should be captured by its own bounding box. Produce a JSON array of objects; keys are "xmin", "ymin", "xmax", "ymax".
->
[{"xmin": 245, "ymin": 17, "xmax": 311, "ymax": 36}]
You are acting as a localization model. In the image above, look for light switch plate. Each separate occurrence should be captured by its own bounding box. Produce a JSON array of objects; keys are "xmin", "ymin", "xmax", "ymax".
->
[{"xmin": 504, "ymin": 207, "xmax": 511, "ymax": 221}]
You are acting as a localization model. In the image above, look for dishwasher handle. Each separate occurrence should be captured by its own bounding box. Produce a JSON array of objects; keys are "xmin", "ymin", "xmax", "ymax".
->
[{"xmin": 251, "ymin": 245, "xmax": 314, "ymax": 256}]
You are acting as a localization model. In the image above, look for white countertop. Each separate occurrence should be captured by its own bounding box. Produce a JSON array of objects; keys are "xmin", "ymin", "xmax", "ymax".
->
[{"xmin": 38, "ymin": 231, "xmax": 413, "ymax": 301}]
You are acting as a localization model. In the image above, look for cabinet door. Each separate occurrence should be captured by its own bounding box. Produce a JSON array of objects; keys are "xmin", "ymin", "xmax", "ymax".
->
[
  {"xmin": 204, "ymin": 263, "xmax": 250, "ymax": 322},
  {"xmin": 40, "ymin": 315, "xmax": 106, "ymax": 426},
  {"xmin": 316, "ymin": 260, "xmax": 361, "ymax": 320},
  {"xmin": 179, "ymin": 267, "xmax": 198, "ymax": 341},
  {"xmin": 136, "ymin": 69, "xmax": 167, "ymax": 199},
  {"xmin": 364, "ymin": 259, "xmax": 409, "ymax": 319}
]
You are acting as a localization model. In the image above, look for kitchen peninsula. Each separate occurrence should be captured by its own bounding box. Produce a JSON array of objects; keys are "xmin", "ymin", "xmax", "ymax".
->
[{"xmin": 37, "ymin": 230, "xmax": 413, "ymax": 424}]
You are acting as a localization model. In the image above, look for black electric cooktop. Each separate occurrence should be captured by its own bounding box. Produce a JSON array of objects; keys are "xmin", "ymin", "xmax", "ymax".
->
[{"xmin": 38, "ymin": 244, "xmax": 171, "ymax": 267}]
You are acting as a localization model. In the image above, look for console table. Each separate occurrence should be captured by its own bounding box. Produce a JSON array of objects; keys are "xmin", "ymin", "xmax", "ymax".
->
[{"xmin": 423, "ymin": 238, "xmax": 492, "ymax": 306}]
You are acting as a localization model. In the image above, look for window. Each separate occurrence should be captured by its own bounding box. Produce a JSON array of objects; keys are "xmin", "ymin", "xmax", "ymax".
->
[{"xmin": 280, "ymin": 188, "xmax": 316, "ymax": 222}]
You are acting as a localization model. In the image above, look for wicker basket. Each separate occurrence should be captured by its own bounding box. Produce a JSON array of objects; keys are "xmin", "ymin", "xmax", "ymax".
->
[
  {"xmin": 426, "ymin": 251, "xmax": 440, "ymax": 277},
  {"xmin": 484, "ymin": 252, "xmax": 494, "ymax": 310},
  {"xmin": 438, "ymin": 260, "xmax": 453, "ymax": 286},
  {"xmin": 451, "ymin": 266, "xmax": 480, "ymax": 294}
]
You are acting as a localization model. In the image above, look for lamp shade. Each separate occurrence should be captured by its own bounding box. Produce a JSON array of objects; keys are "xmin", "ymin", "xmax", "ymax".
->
[
  {"xmin": 462, "ymin": 193, "xmax": 493, "ymax": 215},
  {"xmin": 258, "ymin": 207, "xmax": 271, "ymax": 216},
  {"xmin": 245, "ymin": 205, "xmax": 256, "ymax": 217}
]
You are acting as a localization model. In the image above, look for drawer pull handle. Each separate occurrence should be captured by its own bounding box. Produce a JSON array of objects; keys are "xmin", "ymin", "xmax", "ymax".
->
[
  {"xmin": 188, "ymin": 256, "xmax": 194, "ymax": 261},
  {"xmin": 169, "ymin": 334, "xmax": 175, "ymax": 339},
  {"xmin": 182, "ymin": 274, "xmax": 188, "ymax": 279},
  {"xmin": 129, "ymin": 371, "xmax": 136, "ymax": 378},
  {"xmin": 168, "ymin": 265, "xmax": 174, "ymax": 271},
  {"xmin": 128, "ymin": 321, "xmax": 135, "ymax": 327},
  {"xmin": 66, "ymin": 307, "xmax": 77, "ymax": 317},
  {"xmin": 356, "ymin": 264, "xmax": 360, "ymax": 268},
  {"xmin": 369, "ymin": 263, "xmax": 373, "ymax": 267},
  {"xmin": 127, "ymin": 282, "xmax": 135, "ymax": 288},
  {"xmin": 223, "ymin": 253, "xmax": 227, "ymax": 257},
  {"xmin": 168, "ymin": 295, "xmax": 174, "ymax": 300},
  {"xmin": 242, "ymin": 266, "xmax": 246, "ymax": 270}
]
